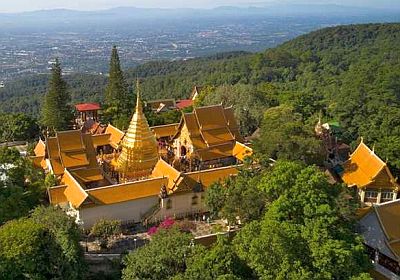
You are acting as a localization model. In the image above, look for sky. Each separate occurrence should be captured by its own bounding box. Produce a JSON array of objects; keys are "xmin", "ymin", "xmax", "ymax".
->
[{"xmin": 0, "ymin": 0, "xmax": 398, "ymax": 13}]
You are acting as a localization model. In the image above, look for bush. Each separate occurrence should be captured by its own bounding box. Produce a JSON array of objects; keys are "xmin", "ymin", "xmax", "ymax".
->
[{"xmin": 90, "ymin": 219, "xmax": 122, "ymax": 240}]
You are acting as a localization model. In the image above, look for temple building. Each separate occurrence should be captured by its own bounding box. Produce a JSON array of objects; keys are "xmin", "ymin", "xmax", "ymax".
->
[
  {"xmin": 339, "ymin": 140, "xmax": 399, "ymax": 205},
  {"xmin": 33, "ymin": 90, "xmax": 252, "ymax": 229},
  {"xmin": 358, "ymin": 200, "xmax": 400, "ymax": 278}
]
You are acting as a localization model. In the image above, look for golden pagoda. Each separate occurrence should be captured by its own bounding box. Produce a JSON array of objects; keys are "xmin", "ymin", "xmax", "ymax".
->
[{"xmin": 117, "ymin": 82, "xmax": 159, "ymax": 181}]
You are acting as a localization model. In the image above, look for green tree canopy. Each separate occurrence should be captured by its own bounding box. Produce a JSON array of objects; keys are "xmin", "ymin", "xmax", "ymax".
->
[
  {"xmin": 41, "ymin": 59, "xmax": 73, "ymax": 132},
  {"xmin": 0, "ymin": 147, "xmax": 45, "ymax": 225},
  {"xmin": 179, "ymin": 236, "xmax": 254, "ymax": 280},
  {"xmin": 104, "ymin": 46, "xmax": 132, "ymax": 129},
  {"xmin": 0, "ymin": 207, "xmax": 85, "ymax": 279},
  {"xmin": 234, "ymin": 161, "xmax": 371, "ymax": 280},
  {"xmin": 122, "ymin": 227, "xmax": 198, "ymax": 280},
  {"xmin": 254, "ymin": 105, "xmax": 324, "ymax": 166}
]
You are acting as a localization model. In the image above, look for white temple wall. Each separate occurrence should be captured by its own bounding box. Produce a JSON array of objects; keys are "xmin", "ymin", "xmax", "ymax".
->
[
  {"xmin": 156, "ymin": 192, "xmax": 207, "ymax": 221},
  {"xmin": 79, "ymin": 196, "xmax": 159, "ymax": 229}
]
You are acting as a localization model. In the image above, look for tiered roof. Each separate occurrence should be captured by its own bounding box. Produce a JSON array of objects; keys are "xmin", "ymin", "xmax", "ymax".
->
[
  {"xmin": 173, "ymin": 105, "xmax": 247, "ymax": 161},
  {"xmin": 341, "ymin": 141, "xmax": 398, "ymax": 190},
  {"xmin": 360, "ymin": 200, "xmax": 400, "ymax": 261}
]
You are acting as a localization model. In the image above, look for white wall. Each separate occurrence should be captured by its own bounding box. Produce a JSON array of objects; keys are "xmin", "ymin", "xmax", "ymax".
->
[
  {"xmin": 156, "ymin": 192, "xmax": 207, "ymax": 221},
  {"xmin": 79, "ymin": 196, "xmax": 159, "ymax": 229}
]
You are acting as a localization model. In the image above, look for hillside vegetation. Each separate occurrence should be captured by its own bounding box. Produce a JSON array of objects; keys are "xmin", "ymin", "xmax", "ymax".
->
[{"xmin": 1, "ymin": 23, "xmax": 400, "ymax": 165}]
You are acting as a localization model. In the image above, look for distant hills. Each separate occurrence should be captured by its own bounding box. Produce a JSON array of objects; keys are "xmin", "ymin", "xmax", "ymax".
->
[
  {"xmin": 0, "ymin": 4, "xmax": 399, "ymax": 31},
  {"xmin": 1, "ymin": 23, "xmax": 399, "ymax": 117}
]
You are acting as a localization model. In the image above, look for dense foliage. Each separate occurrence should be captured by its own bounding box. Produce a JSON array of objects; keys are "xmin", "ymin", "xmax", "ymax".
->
[
  {"xmin": 0, "ymin": 113, "xmax": 39, "ymax": 143},
  {"xmin": 233, "ymin": 161, "xmax": 370, "ymax": 279},
  {"xmin": 103, "ymin": 46, "xmax": 134, "ymax": 129},
  {"xmin": 0, "ymin": 147, "xmax": 45, "ymax": 225},
  {"xmin": 122, "ymin": 227, "xmax": 198, "ymax": 280},
  {"xmin": 0, "ymin": 207, "xmax": 86, "ymax": 279},
  {"xmin": 41, "ymin": 59, "xmax": 73, "ymax": 132}
]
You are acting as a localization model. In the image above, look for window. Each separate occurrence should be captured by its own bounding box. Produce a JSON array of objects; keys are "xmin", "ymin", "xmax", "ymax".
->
[
  {"xmin": 381, "ymin": 192, "xmax": 393, "ymax": 202},
  {"xmin": 191, "ymin": 195, "xmax": 198, "ymax": 205},
  {"xmin": 365, "ymin": 190, "xmax": 378, "ymax": 203},
  {"xmin": 365, "ymin": 191, "xmax": 378, "ymax": 198}
]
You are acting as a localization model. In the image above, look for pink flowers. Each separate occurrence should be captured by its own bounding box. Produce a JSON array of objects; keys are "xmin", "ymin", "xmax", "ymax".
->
[{"xmin": 147, "ymin": 217, "xmax": 176, "ymax": 235}]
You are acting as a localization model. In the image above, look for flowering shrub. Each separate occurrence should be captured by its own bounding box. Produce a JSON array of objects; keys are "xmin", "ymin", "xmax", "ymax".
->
[{"xmin": 147, "ymin": 217, "xmax": 175, "ymax": 235}]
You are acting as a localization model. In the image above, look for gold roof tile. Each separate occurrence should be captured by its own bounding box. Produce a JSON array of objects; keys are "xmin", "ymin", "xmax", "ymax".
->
[
  {"xmin": 46, "ymin": 137, "xmax": 60, "ymax": 159},
  {"xmin": 87, "ymin": 177, "xmax": 167, "ymax": 205},
  {"xmin": 178, "ymin": 165, "xmax": 239, "ymax": 193},
  {"xmin": 232, "ymin": 141, "xmax": 253, "ymax": 161},
  {"xmin": 194, "ymin": 104, "xmax": 227, "ymax": 130},
  {"xmin": 92, "ymin": 133, "xmax": 112, "ymax": 147},
  {"xmin": 151, "ymin": 159, "xmax": 182, "ymax": 192},
  {"xmin": 200, "ymin": 127, "xmax": 234, "ymax": 146},
  {"xmin": 57, "ymin": 130, "xmax": 85, "ymax": 152},
  {"xmin": 105, "ymin": 124, "xmax": 125, "ymax": 148},
  {"xmin": 34, "ymin": 139, "xmax": 46, "ymax": 157},
  {"xmin": 60, "ymin": 151, "xmax": 89, "ymax": 168},
  {"xmin": 48, "ymin": 185, "xmax": 68, "ymax": 205},
  {"xmin": 71, "ymin": 168, "xmax": 104, "ymax": 183},
  {"xmin": 341, "ymin": 142, "xmax": 398, "ymax": 189},
  {"xmin": 151, "ymin": 123, "xmax": 179, "ymax": 139},
  {"xmin": 62, "ymin": 170, "xmax": 89, "ymax": 208},
  {"xmin": 195, "ymin": 143, "xmax": 234, "ymax": 161}
]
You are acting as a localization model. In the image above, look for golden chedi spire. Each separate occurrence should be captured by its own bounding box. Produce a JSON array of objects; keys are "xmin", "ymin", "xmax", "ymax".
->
[{"xmin": 117, "ymin": 80, "xmax": 159, "ymax": 181}]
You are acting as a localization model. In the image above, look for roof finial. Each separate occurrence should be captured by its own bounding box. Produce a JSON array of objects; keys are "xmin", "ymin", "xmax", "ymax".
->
[
  {"xmin": 136, "ymin": 78, "xmax": 143, "ymax": 113},
  {"xmin": 372, "ymin": 144, "xmax": 375, "ymax": 153},
  {"xmin": 360, "ymin": 136, "xmax": 364, "ymax": 143}
]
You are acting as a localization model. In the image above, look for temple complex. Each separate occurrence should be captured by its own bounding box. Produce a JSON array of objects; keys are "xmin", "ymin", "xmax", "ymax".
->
[{"xmin": 33, "ymin": 88, "xmax": 252, "ymax": 229}]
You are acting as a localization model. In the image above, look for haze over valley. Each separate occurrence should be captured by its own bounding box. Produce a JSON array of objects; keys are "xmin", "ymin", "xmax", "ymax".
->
[{"xmin": 0, "ymin": 4, "xmax": 399, "ymax": 81}]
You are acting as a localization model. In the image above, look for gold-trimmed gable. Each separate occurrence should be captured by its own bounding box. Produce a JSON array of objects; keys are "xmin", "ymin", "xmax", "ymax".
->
[
  {"xmin": 232, "ymin": 142, "xmax": 253, "ymax": 161},
  {"xmin": 31, "ymin": 156, "xmax": 46, "ymax": 169},
  {"xmin": 34, "ymin": 139, "xmax": 46, "ymax": 157},
  {"xmin": 151, "ymin": 159, "xmax": 183, "ymax": 192},
  {"xmin": 62, "ymin": 169, "xmax": 89, "ymax": 208},
  {"xmin": 48, "ymin": 185, "xmax": 68, "ymax": 205},
  {"xmin": 86, "ymin": 177, "xmax": 167, "ymax": 205},
  {"xmin": 341, "ymin": 142, "xmax": 398, "ymax": 189},
  {"xmin": 105, "ymin": 124, "xmax": 125, "ymax": 149}
]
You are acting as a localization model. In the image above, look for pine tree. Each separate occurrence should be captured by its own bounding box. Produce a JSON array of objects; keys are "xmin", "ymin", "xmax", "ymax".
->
[
  {"xmin": 104, "ymin": 46, "xmax": 131, "ymax": 129},
  {"xmin": 41, "ymin": 59, "xmax": 72, "ymax": 133}
]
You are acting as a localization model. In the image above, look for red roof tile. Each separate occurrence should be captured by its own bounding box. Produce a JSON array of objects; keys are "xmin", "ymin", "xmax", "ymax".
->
[
  {"xmin": 75, "ymin": 103, "xmax": 101, "ymax": 112},
  {"xmin": 176, "ymin": 99, "xmax": 193, "ymax": 109}
]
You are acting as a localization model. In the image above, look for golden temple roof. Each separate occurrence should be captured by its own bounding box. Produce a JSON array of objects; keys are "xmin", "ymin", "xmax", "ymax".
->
[
  {"xmin": 341, "ymin": 141, "xmax": 398, "ymax": 190},
  {"xmin": 117, "ymin": 85, "xmax": 159, "ymax": 177}
]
